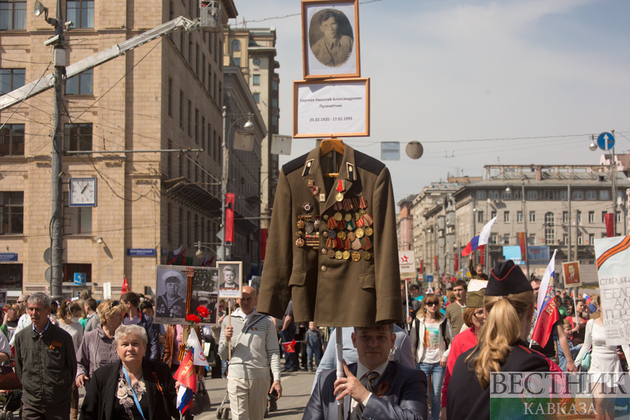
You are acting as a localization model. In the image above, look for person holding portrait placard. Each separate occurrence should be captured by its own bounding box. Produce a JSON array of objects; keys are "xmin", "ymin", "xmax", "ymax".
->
[
  {"xmin": 310, "ymin": 9, "xmax": 353, "ymax": 68},
  {"xmin": 219, "ymin": 265, "xmax": 240, "ymax": 292},
  {"xmin": 156, "ymin": 271, "xmax": 186, "ymax": 319}
]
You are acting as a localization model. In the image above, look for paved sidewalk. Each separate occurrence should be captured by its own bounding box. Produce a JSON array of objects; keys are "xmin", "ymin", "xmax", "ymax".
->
[{"xmin": 198, "ymin": 369, "xmax": 316, "ymax": 420}]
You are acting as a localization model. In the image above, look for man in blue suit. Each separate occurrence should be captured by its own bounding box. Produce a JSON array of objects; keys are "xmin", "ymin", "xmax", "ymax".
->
[{"xmin": 304, "ymin": 323, "xmax": 427, "ymax": 420}]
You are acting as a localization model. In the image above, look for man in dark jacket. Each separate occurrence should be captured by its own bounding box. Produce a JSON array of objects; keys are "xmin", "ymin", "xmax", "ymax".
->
[
  {"xmin": 121, "ymin": 292, "xmax": 160, "ymax": 360},
  {"xmin": 14, "ymin": 292, "xmax": 77, "ymax": 420}
]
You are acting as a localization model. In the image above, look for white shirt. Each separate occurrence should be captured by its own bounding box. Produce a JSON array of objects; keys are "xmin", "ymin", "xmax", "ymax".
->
[
  {"xmin": 350, "ymin": 360, "xmax": 389, "ymax": 419},
  {"xmin": 9, "ymin": 313, "xmax": 31, "ymax": 346}
]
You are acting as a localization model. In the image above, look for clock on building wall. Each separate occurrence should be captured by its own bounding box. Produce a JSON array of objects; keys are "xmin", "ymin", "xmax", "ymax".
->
[
  {"xmin": 69, "ymin": 178, "xmax": 97, "ymax": 207},
  {"xmin": 253, "ymin": 58, "xmax": 260, "ymax": 66}
]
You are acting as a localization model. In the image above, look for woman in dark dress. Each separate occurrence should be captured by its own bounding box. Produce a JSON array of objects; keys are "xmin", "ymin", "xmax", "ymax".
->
[
  {"xmin": 80, "ymin": 324, "xmax": 178, "ymax": 420},
  {"xmin": 447, "ymin": 261, "xmax": 562, "ymax": 420}
]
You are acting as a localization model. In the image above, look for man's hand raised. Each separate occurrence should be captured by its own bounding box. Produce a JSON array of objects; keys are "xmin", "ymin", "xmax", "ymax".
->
[{"xmin": 333, "ymin": 360, "xmax": 370, "ymax": 403}]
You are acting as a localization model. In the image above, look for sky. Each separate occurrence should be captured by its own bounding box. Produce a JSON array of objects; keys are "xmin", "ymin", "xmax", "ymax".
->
[{"xmin": 228, "ymin": 0, "xmax": 630, "ymax": 204}]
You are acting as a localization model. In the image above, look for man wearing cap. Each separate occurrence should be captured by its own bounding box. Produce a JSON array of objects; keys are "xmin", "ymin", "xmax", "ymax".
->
[
  {"xmin": 305, "ymin": 323, "xmax": 427, "ymax": 420},
  {"xmin": 156, "ymin": 270, "xmax": 186, "ymax": 319},
  {"xmin": 447, "ymin": 261, "xmax": 562, "ymax": 420}
]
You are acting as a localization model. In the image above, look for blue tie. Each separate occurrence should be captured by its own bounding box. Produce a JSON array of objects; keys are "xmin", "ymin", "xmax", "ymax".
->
[{"xmin": 357, "ymin": 371, "xmax": 379, "ymax": 419}]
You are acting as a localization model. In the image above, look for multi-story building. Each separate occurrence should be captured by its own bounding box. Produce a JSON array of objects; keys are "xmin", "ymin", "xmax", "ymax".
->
[
  {"xmin": 419, "ymin": 165, "xmax": 629, "ymax": 284},
  {"xmin": 223, "ymin": 26, "xmax": 280, "ymax": 241},
  {"xmin": 0, "ymin": 0, "xmax": 270, "ymax": 299},
  {"xmin": 397, "ymin": 195, "xmax": 416, "ymax": 251}
]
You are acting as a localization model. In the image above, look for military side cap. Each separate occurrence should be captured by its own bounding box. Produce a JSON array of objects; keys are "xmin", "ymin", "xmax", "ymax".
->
[
  {"xmin": 466, "ymin": 289, "xmax": 486, "ymax": 308},
  {"xmin": 486, "ymin": 260, "xmax": 532, "ymax": 296}
]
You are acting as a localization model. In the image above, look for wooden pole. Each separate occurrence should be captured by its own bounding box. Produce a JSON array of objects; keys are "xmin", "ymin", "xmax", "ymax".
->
[{"xmin": 228, "ymin": 298, "xmax": 232, "ymax": 359}]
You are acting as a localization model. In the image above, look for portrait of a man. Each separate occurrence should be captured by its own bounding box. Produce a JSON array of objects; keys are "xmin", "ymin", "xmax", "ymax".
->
[
  {"xmin": 563, "ymin": 262, "xmax": 581, "ymax": 286},
  {"xmin": 155, "ymin": 270, "xmax": 186, "ymax": 319},
  {"xmin": 309, "ymin": 9, "xmax": 353, "ymax": 68}
]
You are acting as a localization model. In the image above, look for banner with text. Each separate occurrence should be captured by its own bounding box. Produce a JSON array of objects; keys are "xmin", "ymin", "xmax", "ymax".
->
[{"xmin": 399, "ymin": 250, "xmax": 416, "ymax": 279}]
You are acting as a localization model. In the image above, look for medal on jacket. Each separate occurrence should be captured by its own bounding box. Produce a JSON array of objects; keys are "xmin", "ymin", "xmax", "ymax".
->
[
  {"xmin": 335, "ymin": 180, "xmax": 345, "ymax": 202},
  {"xmin": 352, "ymin": 251, "xmax": 361, "ymax": 262},
  {"xmin": 355, "ymin": 227, "xmax": 364, "ymax": 238}
]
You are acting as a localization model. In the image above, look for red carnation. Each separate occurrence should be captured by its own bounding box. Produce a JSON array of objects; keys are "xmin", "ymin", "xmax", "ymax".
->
[
  {"xmin": 186, "ymin": 314, "xmax": 201, "ymax": 323},
  {"xmin": 197, "ymin": 306, "xmax": 210, "ymax": 318}
]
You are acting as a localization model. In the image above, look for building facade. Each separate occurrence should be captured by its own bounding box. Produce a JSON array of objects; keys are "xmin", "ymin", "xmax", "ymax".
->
[{"xmin": 0, "ymin": 0, "xmax": 272, "ymax": 299}]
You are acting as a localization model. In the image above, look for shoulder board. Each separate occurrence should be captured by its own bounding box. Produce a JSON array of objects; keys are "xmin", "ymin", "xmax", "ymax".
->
[
  {"xmin": 282, "ymin": 153, "xmax": 309, "ymax": 175},
  {"xmin": 354, "ymin": 150, "xmax": 385, "ymax": 175}
]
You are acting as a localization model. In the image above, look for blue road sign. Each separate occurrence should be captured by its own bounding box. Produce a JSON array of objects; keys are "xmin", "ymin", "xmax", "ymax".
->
[
  {"xmin": 74, "ymin": 272, "xmax": 86, "ymax": 285},
  {"xmin": 597, "ymin": 132, "xmax": 615, "ymax": 151},
  {"xmin": 426, "ymin": 274, "xmax": 434, "ymax": 283}
]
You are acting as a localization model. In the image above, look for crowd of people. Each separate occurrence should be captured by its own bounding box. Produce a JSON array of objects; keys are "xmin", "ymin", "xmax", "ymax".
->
[{"xmin": 0, "ymin": 262, "xmax": 621, "ymax": 420}]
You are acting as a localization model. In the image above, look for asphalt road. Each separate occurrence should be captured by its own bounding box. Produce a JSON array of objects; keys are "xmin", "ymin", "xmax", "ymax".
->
[{"xmin": 198, "ymin": 369, "xmax": 316, "ymax": 420}]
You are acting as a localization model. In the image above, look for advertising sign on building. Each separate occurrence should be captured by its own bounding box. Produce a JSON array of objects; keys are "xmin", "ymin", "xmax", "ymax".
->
[{"xmin": 399, "ymin": 250, "xmax": 416, "ymax": 279}]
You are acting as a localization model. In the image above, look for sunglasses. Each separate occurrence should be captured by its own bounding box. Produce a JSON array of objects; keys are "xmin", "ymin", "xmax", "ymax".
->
[
  {"xmin": 110, "ymin": 300, "xmax": 120, "ymax": 310},
  {"xmin": 425, "ymin": 302, "xmax": 438, "ymax": 307}
]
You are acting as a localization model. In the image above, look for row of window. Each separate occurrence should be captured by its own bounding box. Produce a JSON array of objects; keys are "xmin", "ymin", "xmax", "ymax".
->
[
  {"xmin": 477, "ymin": 209, "xmax": 621, "ymax": 224},
  {"xmin": 0, "ymin": 0, "xmax": 93, "ymax": 30},
  {"xmin": 487, "ymin": 232, "xmax": 604, "ymax": 246},
  {"xmin": 0, "ymin": 123, "xmax": 92, "ymax": 156},
  {"xmin": 1, "ymin": 68, "xmax": 92, "ymax": 96},
  {"xmin": 0, "ymin": 191, "xmax": 90, "ymax": 235},
  {"xmin": 166, "ymin": 202, "xmax": 217, "ymax": 248},
  {"xmin": 475, "ymin": 188, "xmax": 615, "ymax": 201}
]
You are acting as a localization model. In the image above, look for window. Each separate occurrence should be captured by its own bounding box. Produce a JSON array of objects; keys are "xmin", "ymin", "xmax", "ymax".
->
[
  {"xmin": 0, "ymin": 263, "xmax": 21, "ymax": 289},
  {"xmin": 67, "ymin": 0, "xmax": 94, "ymax": 28},
  {"xmin": 529, "ymin": 211, "xmax": 535, "ymax": 223},
  {"xmin": 188, "ymin": 37, "xmax": 192, "ymax": 65},
  {"xmin": 0, "ymin": 191, "xmax": 22, "ymax": 234},
  {"xmin": 207, "ymin": 123, "xmax": 212, "ymax": 157},
  {"xmin": 65, "ymin": 69, "xmax": 93, "ymax": 95},
  {"xmin": 560, "ymin": 190, "xmax": 568, "ymax": 200},
  {"xmin": 168, "ymin": 1, "xmax": 174, "ymax": 40},
  {"xmin": 544, "ymin": 212, "xmax": 554, "ymax": 243},
  {"xmin": 253, "ymin": 58, "xmax": 260, "ymax": 66},
  {"xmin": 600, "ymin": 190, "xmax": 610, "ymax": 200},
  {"xmin": 167, "ymin": 78, "xmax": 173, "ymax": 117},
  {"xmin": 0, "ymin": 68, "xmax": 24, "ymax": 94},
  {"xmin": 501, "ymin": 189, "xmax": 511, "ymax": 200},
  {"xmin": 503, "ymin": 234, "xmax": 510, "ymax": 245},
  {"xmin": 167, "ymin": 139, "xmax": 172, "ymax": 178},
  {"xmin": 589, "ymin": 233, "xmax": 595, "ymax": 245},
  {"xmin": 253, "ymin": 93, "xmax": 260, "ymax": 104},
  {"xmin": 179, "ymin": 90, "xmax": 184, "ymax": 128},
  {"xmin": 232, "ymin": 57, "xmax": 240, "ymax": 66},
  {"xmin": 586, "ymin": 190, "xmax": 596, "ymax": 200},
  {"xmin": 513, "ymin": 189, "xmax": 522, "ymax": 200},
  {"xmin": 202, "ymin": 55, "xmax": 206, "ymax": 87},
  {"xmin": 195, "ymin": 43, "xmax": 199, "ymax": 74},
  {"xmin": 167, "ymin": 203, "xmax": 172, "ymax": 243},
  {"xmin": 0, "ymin": 0, "xmax": 26, "ymax": 30},
  {"xmin": 180, "ymin": 32, "xmax": 185, "ymax": 55},
  {"xmin": 491, "ymin": 211, "xmax": 496, "ymax": 220},
  {"xmin": 527, "ymin": 190, "xmax": 538, "ymax": 200},
  {"xmin": 543, "ymin": 190, "xmax": 559, "ymax": 200},
  {"xmin": 475, "ymin": 190, "xmax": 486, "ymax": 200},
  {"xmin": 577, "ymin": 210, "xmax": 582, "ymax": 223},
  {"xmin": 488, "ymin": 190, "xmax": 499, "ymax": 200},
  {"xmin": 588, "ymin": 211, "xmax": 594, "ymax": 223},
  {"xmin": 272, "ymin": 97, "xmax": 278, "ymax": 108},
  {"xmin": 617, "ymin": 211, "xmax": 622, "ymax": 223},
  {"xmin": 562, "ymin": 211, "xmax": 568, "ymax": 224},
  {"xmin": 528, "ymin": 234, "xmax": 535, "ymax": 245},
  {"xmin": 573, "ymin": 190, "xmax": 584, "ymax": 200},
  {"xmin": 187, "ymin": 100, "xmax": 191, "ymax": 136},
  {"xmin": 477, "ymin": 211, "xmax": 484, "ymax": 223},
  {"xmin": 602, "ymin": 211, "xmax": 607, "ymax": 223},
  {"xmin": 63, "ymin": 192, "xmax": 91, "ymax": 234},
  {"xmin": 63, "ymin": 263, "xmax": 91, "ymax": 283},
  {"xmin": 178, "ymin": 207, "xmax": 183, "ymax": 245},
  {"xmin": 194, "ymin": 108, "xmax": 199, "ymax": 144},
  {"xmin": 187, "ymin": 211, "xmax": 192, "ymax": 245},
  {"xmin": 517, "ymin": 211, "xmax": 523, "ymax": 223},
  {"xmin": 232, "ymin": 39, "xmax": 240, "ymax": 51},
  {"xmin": 253, "ymin": 74, "xmax": 260, "ymax": 86},
  {"xmin": 65, "ymin": 123, "xmax": 92, "ymax": 151},
  {"xmin": 503, "ymin": 211, "xmax": 510, "ymax": 223},
  {"xmin": 577, "ymin": 234, "xmax": 583, "ymax": 245},
  {"xmin": 563, "ymin": 234, "xmax": 569, "ymax": 245},
  {"xmin": 490, "ymin": 233, "xmax": 497, "ymax": 245},
  {"xmin": 0, "ymin": 124, "xmax": 24, "ymax": 156},
  {"xmin": 201, "ymin": 116, "xmax": 205, "ymax": 151}
]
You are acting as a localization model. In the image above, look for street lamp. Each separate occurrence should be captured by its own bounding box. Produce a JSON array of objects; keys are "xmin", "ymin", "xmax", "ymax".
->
[
  {"xmin": 195, "ymin": 241, "xmax": 221, "ymax": 257},
  {"xmin": 220, "ymin": 106, "xmax": 254, "ymax": 261}
]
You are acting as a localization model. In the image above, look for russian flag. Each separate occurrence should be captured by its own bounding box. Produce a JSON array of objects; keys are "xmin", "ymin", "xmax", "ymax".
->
[
  {"xmin": 462, "ymin": 217, "xmax": 497, "ymax": 257},
  {"xmin": 174, "ymin": 349, "xmax": 197, "ymax": 413},
  {"xmin": 531, "ymin": 250, "xmax": 559, "ymax": 348}
]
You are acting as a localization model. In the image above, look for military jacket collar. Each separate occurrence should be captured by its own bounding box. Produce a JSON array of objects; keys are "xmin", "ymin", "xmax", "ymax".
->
[{"xmin": 301, "ymin": 145, "xmax": 357, "ymax": 214}]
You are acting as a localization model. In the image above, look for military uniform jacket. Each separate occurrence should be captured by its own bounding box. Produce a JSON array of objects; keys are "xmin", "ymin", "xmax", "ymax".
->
[{"xmin": 258, "ymin": 145, "xmax": 402, "ymax": 327}]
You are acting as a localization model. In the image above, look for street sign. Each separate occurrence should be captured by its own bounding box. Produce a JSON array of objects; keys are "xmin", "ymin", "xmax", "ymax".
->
[
  {"xmin": 45, "ymin": 267, "xmax": 51, "ymax": 283},
  {"xmin": 74, "ymin": 272, "xmax": 86, "ymax": 286},
  {"xmin": 127, "ymin": 248, "xmax": 156, "ymax": 257},
  {"xmin": 426, "ymin": 274, "xmax": 434, "ymax": 283},
  {"xmin": 0, "ymin": 253, "xmax": 17, "ymax": 262},
  {"xmin": 597, "ymin": 132, "xmax": 615, "ymax": 151},
  {"xmin": 43, "ymin": 248, "xmax": 51, "ymax": 265},
  {"xmin": 398, "ymin": 250, "xmax": 416, "ymax": 279}
]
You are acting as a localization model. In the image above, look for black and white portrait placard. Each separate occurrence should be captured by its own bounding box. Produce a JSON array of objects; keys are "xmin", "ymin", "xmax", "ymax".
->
[
  {"xmin": 217, "ymin": 261, "xmax": 243, "ymax": 299},
  {"xmin": 302, "ymin": 0, "xmax": 360, "ymax": 78},
  {"xmin": 155, "ymin": 266, "xmax": 188, "ymax": 324}
]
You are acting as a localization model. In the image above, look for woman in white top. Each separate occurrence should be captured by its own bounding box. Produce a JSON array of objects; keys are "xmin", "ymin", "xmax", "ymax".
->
[
  {"xmin": 575, "ymin": 308, "xmax": 630, "ymax": 420},
  {"xmin": 410, "ymin": 293, "xmax": 454, "ymax": 420}
]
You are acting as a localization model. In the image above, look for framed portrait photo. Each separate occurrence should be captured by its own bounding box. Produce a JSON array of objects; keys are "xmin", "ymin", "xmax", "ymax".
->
[
  {"xmin": 155, "ymin": 266, "xmax": 189, "ymax": 324},
  {"xmin": 562, "ymin": 261, "xmax": 582, "ymax": 288},
  {"xmin": 217, "ymin": 261, "xmax": 243, "ymax": 299},
  {"xmin": 302, "ymin": 0, "xmax": 360, "ymax": 79}
]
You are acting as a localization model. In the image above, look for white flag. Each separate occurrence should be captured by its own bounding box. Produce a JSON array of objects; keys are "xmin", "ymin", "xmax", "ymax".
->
[{"xmin": 187, "ymin": 330, "xmax": 209, "ymax": 369}]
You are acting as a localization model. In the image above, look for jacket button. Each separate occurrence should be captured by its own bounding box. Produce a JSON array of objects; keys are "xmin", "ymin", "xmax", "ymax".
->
[{"xmin": 320, "ymin": 265, "xmax": 327, "ymax": 272}]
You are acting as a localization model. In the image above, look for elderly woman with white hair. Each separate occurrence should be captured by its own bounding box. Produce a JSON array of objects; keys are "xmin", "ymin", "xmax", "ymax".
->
[{"xmin": 80, "ymin": 324, "xmax": 178, "ymax": 420}]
